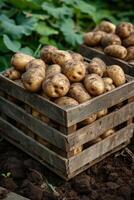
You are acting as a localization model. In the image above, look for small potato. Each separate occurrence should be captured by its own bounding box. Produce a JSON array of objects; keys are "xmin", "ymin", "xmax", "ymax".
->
[
  {"xmin": 107, "ymin": 65, "xmax": 126, "ymax": 86},
  {"xmin": 62, "ymin": 60, "xmax": 86, "ymax": 82},
  {"xmin": 40, "ymin": 45, "xmax": 57, "ymax": 64},
  {"xmin": 123, "ymin": 32, "xmax": 134, "ymax": 47},
  {"xmin": 84, "ymin": 31, "xmax": 105, "ymax": 46},
  {"xmin": 101, "ymin": 129, "xmax": 114, "ymax": 139},
  {"xmin": 103, "ymin": 77, "xmax": 113, "ymax": 85},
  {"xmin": 95, "ymin": 21, "xmax": 116, "ymax": 33},
  {"xmin": 105, "ymin": 83, "xmax": 116, "ymax": 92},
  {"xmin": 68, "ymin": 83, "xmax": 91, "ymax": 103},
  {"xmin": 54, "ymin": 96, "xmax": 78, "ymax": 108},
  {"xmin": 115, "ymin": 22, "xmax": 133, "ymax": 38},
  {"xmin": 101, "ymin": 34, "xmax": 121, "ymax": 47},
  {"xmin": 71, "ymin": 52, "xmax": 84, "ymax": 62},
  {"xmin": 104, "ymin": 45, "xmax": 127, "ymax": 59},
  {"xmin": 46, "ymin": 64, "xmax": 61, "ymax": 79},
  {"xmin": 4, "ymin": 67, "xmax": 21, "ymax": 80},
  {"xmin": 51, "ymin": 50, "xmax": 72, "ymax": 66},
  {"xmin": 87, "ymin": 57, "xmax": 106, "ymax": 77},
  {"xmin": 81, "ymin": 113, "xmax": 97, "ymax": 125},
  {"xmin": 84, "ymin": 74, "xmax": 105, "ymax": 96},
  {"xmin": 124, "ymin": 46, "xmax": 134, "ymax": 61},
  {"xmin": 42, "ymin": 73, "xmax": 70, "ymax": 98},
  {"xmin": 11, "ymin": 53, "xmax": 34, "ymax": 72},
  {"xmin": 97, "ymin": 108, "xmax": 108, "ymax": 118}
]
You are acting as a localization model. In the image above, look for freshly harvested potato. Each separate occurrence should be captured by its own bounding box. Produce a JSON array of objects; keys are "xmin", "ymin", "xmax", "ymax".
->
[
  {"xmin": 68, "ymin": 83, "xmax": 91, "ymax": 103},
  {"xmin": 62, "ymin": 60, "xmax": 86, "ymax": 82},
  {"xmin": 11, "ymin": 53, "xmax": 34, "ymax": 72},
  {"xmin": 101, "ymin": 129, "xmax": 114, "ymax": 139},
  {"xmin": 104, "ymin": 44, "xmax": 127, "ymax": 59},
  {"xmin": 97, "ymin": 109, "xmax": 108, "ymax": 118},
  {"xmin": 42, "ymin": 73, "xmax": 70, "ymax": 98},
  {"xmin": 46, "ymin": 64, "xmax": 61, "ymax": 79},
  {"xmin": 71, "ymin": 52, "xmax": 84, "ymax": 62},
  {"xmin": 123, "ymin": 32, "xmax": 134, "ymax": 47},
  {"xmin": 89, "ymin": 137, "xmax": 102, "ymax": 145},
  {"xmin": 54, "ymin": 96, "xmax": 79, "ymax": 108},
  {"xmin": 95, "ymin": 21, "xmax": 116, "ymax": 33},
  {"xmin": 84, "ymin": 31, "xmax": 105, "ymax": 46},
  {"xmin": 26, "ymin": 59, "xmax": 45, "ymax": 70},
  {"xmin": 40, "ymin": 45, "xmax": 57, "ymax": 64},
  {"xmin": 51, "ymin": 50, "xmax": 72, "ymax": 66},
  {"xmin": 87, "ymin": 57, "xmax": 106, "ymax": 77},
  {"xmin": 124, "ymin": 46, "xmax": 134, "ymax": 61},
  {"xmin": 4, "ymin": 67, "xmax": 21, "ymax": 80},
  {"xmin": 107, "ymin": 65, "xmax": 126, "ymax": 86},
  {"xmin": 104, "ymin": 83, "xmax": 116, "ymax": 92},
  {"xmin": 116, "ymin": 22, "xmax": 133, "ymax": 38},
  {"xmin": 81, "ymin": 113, "xmax": 97, "ymax": 125},
  {"xmin": 101, "ymin": 34, "xmax": 121, "ymax": 47},
  {"xmin": 72, "ymin": 146, "xmax": 83, "ymax": 155},
  {"xmin": 103, "ymin": 77, "xmax": 113, "ymax": 85},
  {"xmin": 22, "ymin": 59, "xmax": 46, "ymax": 92},
  {"xmin": 83, "ymin": 62, "xmax": 90, "ymax": 75},
  {"xmin": 84, "ymin": 74, "xmax": 105, "ymax": 96}
]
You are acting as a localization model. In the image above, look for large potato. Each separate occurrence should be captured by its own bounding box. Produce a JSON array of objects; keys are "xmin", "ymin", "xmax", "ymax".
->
[
  {"xmin": 123, "ymin": 32, "xmax": 134, "ymax": 47},
  {"xmin": 104, "ymin": 45, "xmax": 127, "ymax": 59},
  {"xmin": 101, "ymin": 34, "xmax": 121, "ymax": 47},
  {"xmin": 107, "ymin": 65, "xmax": 126, "ymax": 86},
  {"xmin": 87, "ymin": 57, "xmax": 106, "ymax": 77},
  {"xmin": 54, "ymin": 96, "xmax": 79, "ymax": 108},
  {"xmin": 42, "ymin": 73, "xmax": 70, "ymax": 98},
  {"xmin": 68, "ymin": 83, "xmax": 91, "ymax": 103},
  {"xmin": 62, "ymin": 60, "xmax": 86, "ymax": 82},
  {"xmin": 84, "ymin": 74, "xmax": 105, "ymax": 96},
  {"xmin": 95, "ymin": 21, "xmax": 116, "ymax": 33},
  {"xmin": 46, "ymin": 64, "xmax": 61, "ymax": 79},
  {"xmin": 11, "ymin": 53, "xmax": 34, "ymax": 72},
  {"xmin": 124, "ymin": 46, "xmax": 134, "ymax": 61},
  {"xmin": 51, "ymin": 50, "xmax": 72, "ymax": 66},
  {"xmin": 40, "ymin": 45, "xmax": 57, "ymax": 64},
  {"xmin": 71, "ymin": 52, "xmax": 84, "ymax": 62},
  {"xmin": 84, "ymin": 31, "xmax": 105, "ymax": 46},
  {"xmin": 26, "ymin": 59, "xmax": 45, "ymax": 70},
  {"xmin": 4, "ymin": 67, "xmax": 21, "ymax": 80},
  {"xmin": 115, "ymin": 22, "xmax": 133, "ymax": 38},
  {"xmin": 97, "ymin": 109, "xmax": 108, "ymax": 118}
]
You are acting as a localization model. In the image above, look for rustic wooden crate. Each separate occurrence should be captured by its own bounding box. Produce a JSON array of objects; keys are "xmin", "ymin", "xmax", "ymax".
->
[
  {"xmin": 0, "ymin": 71, "xmax": 134, "ymax": 180},
  {"xmin": 79, "ymin": 45, "xmax": 134, "ymax": 76}
]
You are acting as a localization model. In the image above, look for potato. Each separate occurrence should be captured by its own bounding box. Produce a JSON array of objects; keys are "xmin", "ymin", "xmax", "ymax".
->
[
  {"xmin": 84, "ymin": 74, "xmax": 105, "ymax": 96},
  {"xmin": 62, "ymin": 60, "xmax": 86, "ymax": 82},
  {"xmin": 97, "ymin": 108, "xmax": 108, "ymax": 118},
  {"xmin": 124, "ymin": 46, "xmax": 134, "ymax": 61},
  {"xmin": 95, "ymin": 21, "xmax": 116, "ymax": 33},
  {"xmin": 45, "ymin": 64, "xmax": 61, "ymax": 79},
  {"xmin": 11, "ymin": 53, "xmax": 34, "ymax": 72},
  {"xmin": 104, "ymin": 83, "xmax": 116, "ymax": 92},
  {"xmin": 87, "ymin": 57, "xmax": 106, "ymax": 77},
  {"xmin": 22, "ymin": 59, "xmax": 46, "ymax": 92},
  {"xmin": 54, "ymin": 96, "xmax": 79, "ymax": 108},
  {"xmin": 83, "ymin": 62, "xmax": 90, "ymax": 75},
  {"xmin": 42, "ymin": 73, "xmax": 70, "ymax": 98},
  {"xmin": 101, "ymin": 129, "xmax": 114, "ymax": 139},
  {"xmin": 83, "ymin": 31, "xmax": 105, "ymax": 46},
  {"xmin": 71, "ymin": 52, "xmax": 84, "ymax": 62},
  {"xmin": 68, "ymin": 83, "xmax": 91, "ymax": 103},
  {"xmin": 4, "ymin": 67, "xmax": 21, "ymax": 80},
  {"xmin": 81, "ymin": 113, "xmax": 97, "ymax": 125},
  {"xmin": 51, "ymin": 50, "xmax": 72, "ymax": 66},
  {"xmin": 40, "ymin": 45, "xmax": 57, "ymax": 64},
  {"xmin": 107, "ymin": 65, "xmax": 126, "ymax": 86},
  {"xmin": 26, "ymin": 59, "xmax": 45, "ymax": 70},
  {"xmin": 103, "ymin": 77, "xmax": 113, "ymax": 85},
  {"xmin": 72, "ymin": 146, "xmax": 83, "ymax": 155},
  {"xmin": 101, "ymin": 34, "xmax": 121, "ymax": 47},
  {"xmin": 104, "ymin": 45, "xmax": 127, "ymax": 59},
  {"xmin": 115, "ymin": 22, "xmax": 133, "ymax": 38},
  {"xmin": 123, "ymin": 32, "xmax": 134, "ymax": 47}
]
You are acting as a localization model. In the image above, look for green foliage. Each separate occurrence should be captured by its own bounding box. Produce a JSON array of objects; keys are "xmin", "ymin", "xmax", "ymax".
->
[{"xmin": 0, "ymin": 0, "xmax": 134, "ymax": 71}]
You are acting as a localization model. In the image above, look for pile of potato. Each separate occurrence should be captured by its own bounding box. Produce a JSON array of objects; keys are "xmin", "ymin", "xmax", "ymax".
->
[{"xmin": 83, "ymin": 21, "xmax": 134, "ymax": 64}]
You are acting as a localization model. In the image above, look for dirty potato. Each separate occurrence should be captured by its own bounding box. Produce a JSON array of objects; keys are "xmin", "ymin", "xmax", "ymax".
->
[
  {"xmin": 115, "ymin": 22, "xmax": 133, "ymax": 38},
  {"xmin": 40, "ymin": 45, "xmax": 57, "ymax": 64},
  {"xmin": 123, "ymin": 32, "xmax": 134, "ymax": 47},
  {"xmin": 84, "ymin": 31, "xmax": 105, "ymax": 46},
  {"xmin": 46, "ymin": 64, "xmax": 61, "ymax": 79},
  {"xmin": 101, "ymin": 34, "xmax": 121, "ymax": 48},
  {"xmin": 104, "ymin": 44, "xmax": 127, "ymax": 59},
  {"xmin": 4, "ymin": 67, "xmax": 21, "ymax": 80},
  {"xmin": 95, "ymin": 21, "xmax": 116, "ymax": 33},
  {"xmin": 124, "ymin": 46, "xmax": 134, "ymax": 61},
  {"xmin": 97, "ymin": 109, "xmax": 108, "ymax": 118},
  {"xmin": 51, "ymin": 50, "xmax": 72, "ymax": 66}
]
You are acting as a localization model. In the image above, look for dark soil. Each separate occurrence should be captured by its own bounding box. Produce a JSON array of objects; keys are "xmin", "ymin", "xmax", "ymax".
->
[{"xmin": 0, "ymin": 137, "xmax": 134, "ymax": 200}]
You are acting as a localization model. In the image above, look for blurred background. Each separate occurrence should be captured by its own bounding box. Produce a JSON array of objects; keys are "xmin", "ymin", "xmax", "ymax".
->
[{"xmin": 0, "ymin": 0, "xmax": 134, "ymax": 71}]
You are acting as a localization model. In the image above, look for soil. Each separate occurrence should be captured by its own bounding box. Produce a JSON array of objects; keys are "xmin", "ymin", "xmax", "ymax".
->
[{"xmin": 0, "ymin": 137, "xmax": 134, "ymax": 200}]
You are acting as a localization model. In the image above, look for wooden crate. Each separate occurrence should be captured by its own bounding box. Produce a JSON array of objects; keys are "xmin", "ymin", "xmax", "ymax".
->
[
  {"xmin": 0, "ymin": 71, "xmax": 134, "ymax": 180},
  {"xmin": 79, "ymin": 45, "xmax": 134, "ymax": 76}
]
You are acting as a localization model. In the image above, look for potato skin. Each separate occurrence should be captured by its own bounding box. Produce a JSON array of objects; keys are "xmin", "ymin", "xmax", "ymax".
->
[
  {"xmin": 101, "ymin": 129, "xmax": 114, "ymax": 139},
  {"xmin": 62, "ymin": 60, "xmax": 86, "ymax": 82},
  {"xmin": 40, "ymin": 45, "xmax": 57, "ymax": 64},
  {"xmin": 81, "ymin": 113, "xmax": 97, "ymax": 125},
  {"xmin": 51, "ymin": 50, "xmax": 72, "ymax": 66},
  {"xmin": 123, "ymin": 32, "xmax": 134, "ymax": 47},
  {"xmin": 107, "ymin": 65, "xmax": 126, "ymax": 86},
  {"xmin": 104, "ymin": 83, "xmax": 115, "ymax": 92},
  {"xmin": 103, "ymin": 77, "xmax": 113, "ymax": 85},
  {"xmin": 101, "ymin": 34, "xmax": 121, "ymax": 48},
  {"xmin": 46, "ymin": 64, "xmax": 61, "ymax": 79},
  {"xmin": 11, "ymin": 53, "xmax": 34, "ymax": 72},
  {"xmin": 68, "ymin": 83, "xmax": 91, "ymax": 103},
  {"xmin": 84, "ymin": 31, "xmax": 105, "ymax": 46},
  {"xmin": 42, "ymin": 73, "xmax": 70, "ymax": 98},
  {"xmin": 54, "ymin": 96, "xmax": 79, "ymax": 108},
  {"xmin": 84, "ymin": 74, "xmax": 105, "ymax": 96},
  {"xmin": 115, "ymin": 22, "xmax": 133, "ymax": 38},
  {"xmin": 104, "ymin": 45, "xmax": 127, "ymax": 59},
  {"xmin": 4, "ymin": 67, "xmax": 21, "ymax": 80},
  {"xmin": 26, "ymin": 59, "xmax": 45, "ymax": 70},
  {"xmin": 95, "ymin": 21, "xmax": 116, "ymax": 33},
  {"xmin": 97, "ymin": 109, "xmax": 108, "ymax": 118},
  {"xmin": 71, "ymin": 52, "xmax": 84, "ymax": 62},
  {"xmin": 124, "ymin": 46, "xmax": 134, "ymax": 61},
  {"xmin": 87, "ymin": 57, "xmax": 106, "ymax": 77}
]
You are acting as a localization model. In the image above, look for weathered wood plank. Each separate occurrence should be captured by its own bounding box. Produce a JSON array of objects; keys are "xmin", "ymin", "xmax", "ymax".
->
[
  {"xmin": 0, "ymin": 96, "xmax": 68, "ymax": 150},
  {"xmin": 67, "ymin": 101, "xmax": 134, "ymax": 149},
  {"xmin": 0, "ymin": 75, "xmax": 67, "ymax": 126},
  {"xmin": 79, "ymin": 45, "xmax": 134, "ymax": 76},
  {"xmin": 66, "ymin": 80, "xmax": 134, "ymax": 126},
  {"xmin": 68, "ymin": 124, "xmax": 134, "ymax": 173},
  {"xmin": 0, "ymin": 117, "xmax": 68, "ymax": 173}
]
